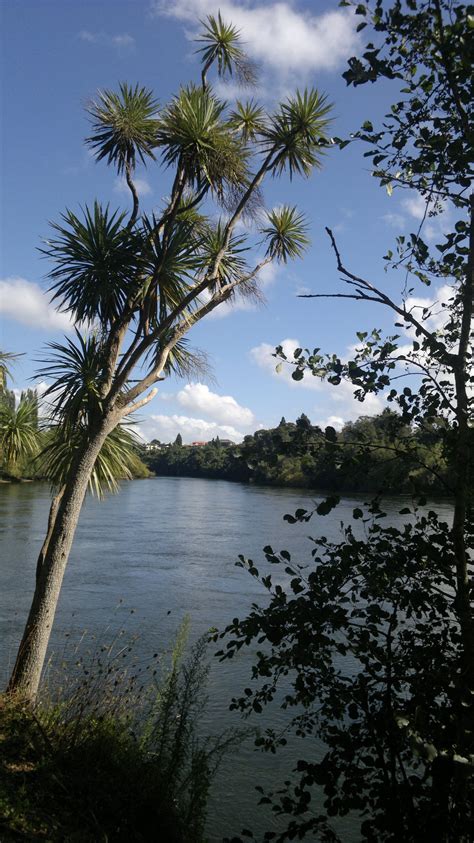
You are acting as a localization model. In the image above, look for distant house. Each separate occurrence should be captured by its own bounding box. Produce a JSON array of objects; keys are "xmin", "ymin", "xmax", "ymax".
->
[
  {"xmin": 219, "ymin": 439, "xmax": 234, "ymax": 446},
  {"xmin": 143, "ymin": 442, "xmax": 170, "ymax": 452},
  {"xmin": 191, "ymin": 441, "xmax": 207, "ymax": 447}
]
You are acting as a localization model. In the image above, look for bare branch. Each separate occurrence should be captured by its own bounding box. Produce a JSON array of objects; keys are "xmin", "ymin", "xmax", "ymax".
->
[
  {"xmin": 325, "ymin": 228, "xmax": 456, "ymax": 366},
  {"xmin": 120, "ymin": 387, "xmax": 158, "ymax": 417}
]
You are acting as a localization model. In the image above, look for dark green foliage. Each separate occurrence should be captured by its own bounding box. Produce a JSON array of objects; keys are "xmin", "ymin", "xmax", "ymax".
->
[
  {"xmin": 157, "ymin": 84, "xmax": 249, "ymax": 196},
  {"xmin": 45, "ymin": 203, "xmax": 142, "ymax": 326},
  {"xmin": 0, "ymin": 389, "xmax": 16, "ymax": 412},
  {"xmin": 217, "ymin": 502, "xmax": 474, "ymax": 841},
  {"xmin": 144, "ymin": 410, "xmax": 453, "ymax": 494},
  {"xmin": 0, "ymin": 398, "xmax": 41, "ymax": 474},
  {"xmin": 341, "ymin": 0, "xmax": 472, "ymax": 209},
  {"xmin": 218, "ymin": 2, "xmax": 473, "ymax": 840}
]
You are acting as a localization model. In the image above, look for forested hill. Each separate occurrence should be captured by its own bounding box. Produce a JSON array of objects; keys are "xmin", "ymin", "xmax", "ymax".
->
[{"xmin": 143, "ymin": 410, "xmax": 455, "ymax": 495}]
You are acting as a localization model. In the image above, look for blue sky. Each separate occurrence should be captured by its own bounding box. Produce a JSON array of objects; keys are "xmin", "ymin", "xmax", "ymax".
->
[{"xmin": 1, "ymin": 0, "xmax": 439, "ymax": 443}]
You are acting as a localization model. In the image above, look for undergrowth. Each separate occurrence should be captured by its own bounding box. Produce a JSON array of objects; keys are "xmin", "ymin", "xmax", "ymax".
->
[{"xmin": 0, "ymin": 620, "xmax": 237, "ymax": 841}]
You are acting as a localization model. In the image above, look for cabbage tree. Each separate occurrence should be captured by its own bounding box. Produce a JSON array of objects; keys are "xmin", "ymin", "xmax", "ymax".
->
[{"xmin": 8, "ymin": 15, "xmax": 332, "ymax": 699}]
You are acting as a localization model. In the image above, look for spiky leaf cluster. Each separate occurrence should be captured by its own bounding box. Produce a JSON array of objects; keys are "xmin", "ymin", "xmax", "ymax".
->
[
  {"xmin": 261, "ymin": 205, "xmax": 310, "ymax": 263},
  {"xmin": 39, "ymin": 423, "xmax": 140, "ymax": 497},
  {"xmin": 263, "ymin": 89, "xmax": 333, "ymax": 179},
  {"xmin": 229, "ymin": 100, "xmax": 268, "ymax": 142},
  {"xmin": 196, "ymin": 12, "xmax": 256, "ymax": 85},
  {"xmin": 45, "ymin": 202, "xmax": 143, "ymax": 326},
  {"xmin": 0, "ymin": 399, "xmax": 40, "ymax": 466},
  {"xmin": 38, "ymin": 331, "xmax": 106, "ymax": 428},
  {"xmin": 157, "ymin": 85, "xmax": 249, "ymax": 195},
  {"xmin": 201, "ymin": 221, "xmax": 249, "ymax": 287},
  {"xmin": 86, "ymin": 83, "xmax": 159, "ymax": 174}
]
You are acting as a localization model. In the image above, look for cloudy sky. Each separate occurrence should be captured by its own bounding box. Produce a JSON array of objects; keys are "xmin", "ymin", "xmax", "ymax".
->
[{"xmin": 1, "ymin": 0, "xmax": 438, "ymax": 443}]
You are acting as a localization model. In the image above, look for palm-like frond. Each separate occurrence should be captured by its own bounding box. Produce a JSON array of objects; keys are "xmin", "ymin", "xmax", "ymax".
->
[
  {"xmin": 44, "ymin": 202, "xmax": 142, "ymax": 326},
  {"xmin": 140, "ymin": 215, "xmax": 203, "ymax": 321},
  {"xmin": 229, "ymin": 100, "xmax": 267, "ymax": 142},
  {"xmin": 156, "ymin": 85, "xmax": 249, "ymax": 196},
  {"xmin": 175, "ymin": 193, "xmax": 209, "ymax": 235},
  {"xmin": 37, "ymin": 331, "xmax": 105, "ymax": 427},
  {"xmin": 262, "ymin": 89, "xmax": 333, "ymax": 179},
  {"xmin": 0, "ymin": 350, "xmax": 20, "ymax": 392},
  {"xmin": 85, "ymin": 83, "xmax": 159, "ymax": 173},
  {"xmin": 201, "ymin": 221, "xmax": 249, "ymax": 286},
  {"xmin": 162, "ymin": 337, "xmax": 211, "ymax": 381},
  {"xmin": 196, "ymin": 13, "xmax": 256, "ymax": 85},
  {"xmin": 261, "ymin": 206, "xmax": 310, "ymax": 263},
  {"xmin": 0, "ymin": 399, "xmax": 41, "ymax": 466},
  {"xmin": 38, "ymin": 423, "xmax": 141, "ymax": 498}
]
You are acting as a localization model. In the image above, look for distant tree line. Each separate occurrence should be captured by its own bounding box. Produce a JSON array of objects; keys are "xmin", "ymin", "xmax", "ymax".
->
[{"xmin": 143, "ymin": 409, "xmax": 455, "ymax": 495}]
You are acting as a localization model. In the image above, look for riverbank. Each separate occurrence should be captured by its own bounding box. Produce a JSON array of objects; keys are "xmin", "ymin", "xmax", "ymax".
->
[{"xmin": 141, "ymin": 412, "xmax": 455, "ymax": 496}]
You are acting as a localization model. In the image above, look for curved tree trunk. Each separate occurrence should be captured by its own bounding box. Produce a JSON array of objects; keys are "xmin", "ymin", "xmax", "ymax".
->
[{"xmin": 7, "ymin": 419, "xmax": 115, "ymax": 700}]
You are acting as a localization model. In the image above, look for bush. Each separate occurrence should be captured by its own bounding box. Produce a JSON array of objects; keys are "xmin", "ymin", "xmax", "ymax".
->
[{"xmin": 0, "ymin": 622, "xmax": 236, "ymax": 841}]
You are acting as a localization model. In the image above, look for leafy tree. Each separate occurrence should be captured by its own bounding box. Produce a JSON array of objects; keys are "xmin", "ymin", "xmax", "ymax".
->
[
  {"xmin": 8, "ymin": 15, "xmax": 332, "ymax": 699},
  {"xmin": 146, "ymin": 411, "xmax": 451, "ymax": 492},
  {"xmin": 175, "ymin": 433, "xmax": 183, "ymax": 447},
  {"xmin": 0, "ymin": 399, "xmax": 41, "ymax": 473},
  {"xmin": 219, "ymin": 1, "xmax": 474, "ymax": 839},
  {"xmin": 19, "ymin": 389, "xmax": 39, "ymax": 430}
]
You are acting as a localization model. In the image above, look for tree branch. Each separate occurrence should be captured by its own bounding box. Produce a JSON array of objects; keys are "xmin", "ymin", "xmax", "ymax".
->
[
  {"xmin": 324, "ymin": 228, "xmax": 456, "ymax": 366},
  {"xmin": 125, "ymin": 160, "xmax": 139, "ymax": 229}
]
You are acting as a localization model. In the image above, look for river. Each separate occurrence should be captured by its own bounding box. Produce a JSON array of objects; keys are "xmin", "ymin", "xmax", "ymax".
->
[{"xmin": 0, "ymin": 477, "xmax": 453, "ymax": 841}]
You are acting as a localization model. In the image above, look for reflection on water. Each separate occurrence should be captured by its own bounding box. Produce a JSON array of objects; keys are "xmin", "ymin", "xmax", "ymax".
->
[{"xmin": 0, "ymin": 478, "xmax": 453, "ymax": 841}]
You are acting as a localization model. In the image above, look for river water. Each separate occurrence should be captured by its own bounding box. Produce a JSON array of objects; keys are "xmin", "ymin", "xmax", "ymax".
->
[{"xmin": 0, "ymin": 478, "xmax": 453, "ymax": 841}]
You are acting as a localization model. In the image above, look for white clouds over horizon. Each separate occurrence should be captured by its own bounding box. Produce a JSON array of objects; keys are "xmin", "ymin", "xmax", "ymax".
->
[
  {"xmin": 136, "ymin": 414, "xmax": 245, "ymax": 444},
  {"xmin": 172, "ymin": 382, "xmax": 255, "ymax": 427},
  {"xmin": 0, "ymin": 277, "xmax": 73, "ymax": 332},
  {"xmin": 154, "ymin": 0, "xmax": 359, "ymax": 80}
]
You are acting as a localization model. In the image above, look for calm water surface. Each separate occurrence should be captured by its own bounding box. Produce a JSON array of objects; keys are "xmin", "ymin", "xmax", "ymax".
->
[{"xmin": 0, "ymin": 478, "xmax": 453, "ymax": 841}]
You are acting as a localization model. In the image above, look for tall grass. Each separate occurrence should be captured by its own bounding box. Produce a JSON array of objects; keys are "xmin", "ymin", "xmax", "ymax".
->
[{"xmin": 1, "ymin": 619, "xmax": 239, "ymax": 841}]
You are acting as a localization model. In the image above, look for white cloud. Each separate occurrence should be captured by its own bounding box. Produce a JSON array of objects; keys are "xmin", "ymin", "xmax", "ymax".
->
[
  {"xmin": 173, "ymin": 382, "xmax": 255, "ymax": 426},
  {"xmin": 136, "ymin": 413, "xmax": 245, "ymax": 443},
  {"xmin": 404, "ymin": 283, "xmax": 453, "ymax": 334},
  {"xmin": 402, "ymin": 194, "xmax": 427, "ymax": 221},
  {"xmin": 154, "ymin": 1, "xmax": 359, "ymax": 77},
  {"xmin": 0, "ymin": 277, "xmax": 73, "ymax": 332},
  {"xmin": 79, "ymin": 30, "xmax": 135, "ymax": 49},
  {"xmin": 114, "ymin": 177, "xmax": 152, "ymax": 197}
]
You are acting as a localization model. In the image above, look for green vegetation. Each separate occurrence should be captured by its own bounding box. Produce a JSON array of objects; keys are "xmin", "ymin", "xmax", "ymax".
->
[
  {"xmin": 144, "ymin": 410, "xmax": 453, "ymax": 494},
  {"xmin": 218, "ymin": 0, "xmax": 474, "ymax": 840},
  {"xmin": 0, "ymin": 370, "xmax": 151, "ymax": 485},
  {"xmin": 1, "ymin": 624, "xmax": 235, "ymax": 842}
]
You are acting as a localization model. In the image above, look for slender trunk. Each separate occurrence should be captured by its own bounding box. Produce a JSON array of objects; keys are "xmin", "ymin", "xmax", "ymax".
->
[{"xmin": 7, "ymin": 419, "xmax": 115, "ymax": 700}]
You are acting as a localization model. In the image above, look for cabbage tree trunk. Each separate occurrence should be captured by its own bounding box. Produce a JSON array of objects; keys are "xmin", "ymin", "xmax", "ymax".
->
[{"xmin": 7, "ymin": 419, "xmax": 115, "ymax": 700}]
